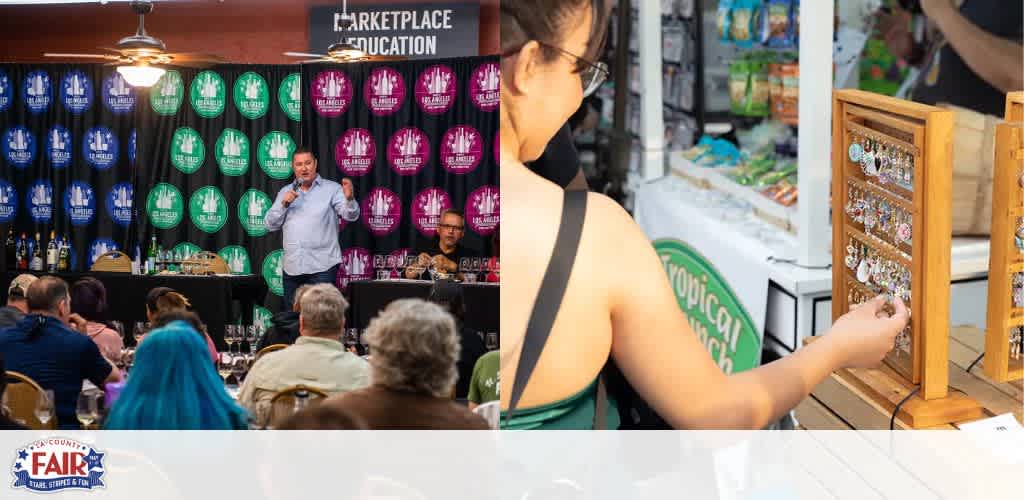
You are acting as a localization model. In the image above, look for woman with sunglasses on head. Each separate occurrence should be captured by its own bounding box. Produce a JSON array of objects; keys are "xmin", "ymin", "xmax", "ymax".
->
[{"xmin": 500, "ymin": 0, "xmax": 909, "ymax": 429}]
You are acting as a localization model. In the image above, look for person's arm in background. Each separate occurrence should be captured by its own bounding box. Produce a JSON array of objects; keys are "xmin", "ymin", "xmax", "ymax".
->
[
  {"xmin": 332, "ymin": 178, "xmax": 360, "ymax": 222},
  {"xmin": 922, "ymin": 0, "xmax": 1024, "ymax": 93}
]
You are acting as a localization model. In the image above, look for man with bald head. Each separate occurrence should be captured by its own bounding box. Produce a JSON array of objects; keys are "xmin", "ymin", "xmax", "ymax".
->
[{"xmin": 0, "ymin": 276, "xmax": 122, "ymax": 429}]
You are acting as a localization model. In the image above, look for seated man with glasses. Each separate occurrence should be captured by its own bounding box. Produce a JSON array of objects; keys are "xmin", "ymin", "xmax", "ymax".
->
[{"xmin": 405, "ymin": 209, "xmax": 479, "ymax": 280}]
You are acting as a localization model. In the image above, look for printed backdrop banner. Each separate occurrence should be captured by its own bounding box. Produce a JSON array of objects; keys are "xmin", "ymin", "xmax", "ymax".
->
[
  {"xmin": 1, "ymin": 64, "xmax": 137, "ymax": 272},
  {"xmin": 302, "ymin": 56, "xmax": 499, "ymax": 291},
  {"xmin": 136, "ymin": 64, "xmax": 301, "ymax": 317}
]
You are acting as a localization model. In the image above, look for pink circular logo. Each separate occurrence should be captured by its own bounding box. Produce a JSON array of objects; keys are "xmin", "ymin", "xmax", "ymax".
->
[
  {"xmin": 387, "ymin": 127, "xmax": 430, "ymax": 176},
  {"xmin": 465, "ymin": 185, "xmax": 500, "ymax": 236},
  {"xmin": 415, "ymin": 64, "xmax": 456, "ymax": 115},
  {"xmin": 411, "ymin": 187, "xmax": 453, "ymax": 237},
  {"xmin": 311, "ymin": 70, "xmax": 353, "ymax": 117},
  {"xmin": 469, "ymin": 63, "xmax": 500, "ymax": 112},
  {"xmin": 335, "ymin": 128, "xmax": 375, "ymax": 176},
  {"xmin": 336, "ymin": 247, "xmax": 372, "ymax": 290},
  {"xmin": 363, "ymin": 66, "xmax": 405, "ymax": 116},
  {"xmin": 440, "ymin": 125, "xmax": 483, "ymax": 174},
  {"xmin": 361, "ymin": 187, "xmax": 402, "ymax": 236}
]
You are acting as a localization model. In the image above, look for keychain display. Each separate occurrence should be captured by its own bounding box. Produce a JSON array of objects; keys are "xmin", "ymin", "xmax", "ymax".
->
[
  {"xmin": 848, "ymin": 131, "xmax": 915, "ymax": 192},
  {"xmin": 845, "ymin": 181, "xmax": 913, "ymax": 251}
]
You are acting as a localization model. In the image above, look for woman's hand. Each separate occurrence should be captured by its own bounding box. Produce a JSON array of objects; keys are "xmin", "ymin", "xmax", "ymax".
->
[{"xmin": 827, "ymin": 295, "xmax": 910, "ymax": 369}]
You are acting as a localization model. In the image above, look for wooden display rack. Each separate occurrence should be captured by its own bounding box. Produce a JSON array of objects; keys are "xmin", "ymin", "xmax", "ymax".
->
[
  {"xmin": 984, "ymin": 95, "xmax": 1024, "ymax": 382},
  {"xmin": 830, "ymin": 90, "xmax": 982, "ymax": 427}
]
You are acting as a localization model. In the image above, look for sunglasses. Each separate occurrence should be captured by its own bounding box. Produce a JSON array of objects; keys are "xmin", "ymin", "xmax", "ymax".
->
[{"xmin": 501, "ymin": 41, "xmax": 609, "ymax": 98}]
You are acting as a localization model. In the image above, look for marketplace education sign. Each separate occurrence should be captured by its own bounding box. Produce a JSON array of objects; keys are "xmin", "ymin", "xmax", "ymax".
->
[{"xmin": 309, "ymin": 3, "xmax": 479, "ymax": 60}]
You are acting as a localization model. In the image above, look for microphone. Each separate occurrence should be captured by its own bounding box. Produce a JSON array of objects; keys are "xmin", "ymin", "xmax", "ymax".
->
[{"xmin": 283, "ymin": 179, "xmax": 301, "ymax": 207}]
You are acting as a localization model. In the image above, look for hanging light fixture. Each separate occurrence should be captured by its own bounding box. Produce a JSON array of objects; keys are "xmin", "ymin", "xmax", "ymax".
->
[{"xmin": 117, "ymin": 64, "xmax": 165, "ymax": 87}]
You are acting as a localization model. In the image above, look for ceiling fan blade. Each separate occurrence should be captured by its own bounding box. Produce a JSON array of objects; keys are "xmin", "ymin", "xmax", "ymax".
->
[
  {"xmin": 299, "ymin": 59, "xmax": 332, "ymax": 64},
  {"xmin": 164, "ymin": 52, "xmax": 227, "ymax": 62},
  {"xmin": 97, "ymin": 47, "xmax": 124, "ymax": 54},
  {"xmin": 366, "ymin": 55, "xmax": 407, "ymax": 62},
  {"xmin": 284, "ymin": 51, "xmax": 327, "ymax": 59},
  {"xmin": 44, "ymin": 53, "xmax": 120, "ymax": 59}
]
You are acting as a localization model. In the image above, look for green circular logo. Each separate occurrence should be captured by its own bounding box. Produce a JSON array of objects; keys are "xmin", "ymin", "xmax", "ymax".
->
[
  {"xmin": 279, "ymin": 73, "xmax": 301, "ymax": 122},
  {"xmin": 170, "ymin": 127, "xmax": 205, "ymax": 173},
  {"xmin": 254, "ymin": 305, "xmax": 273, "ymax": 330},
  {"xmin": 653, "ymin": 239, "xmax": 761, "ymax": 374},
  {"xmin": 234, "ymin": 71, "xmax": 270, "ymax": 119},
  {"xmin": 150, "ymin": 70, "xmax": 184, "ymax": 115},
  {"xmin": 214, "ymin": 128, "xmax": 250, "ymax": 176},
  {"xmin": 189, "ymin": 186, "xmax": 228, "ymax": 233},
  {"xmin": 238, "ymin": 189, "xmax": 272, "ymax": 236},
  {"xmin": 172, "ymin": 241, "xmax": 202, "ymax": 258},
  {"xmin": 258, "ymin": 131, "xmax": 296, "ymax": 179},
  {"xmin": 218, "ymin": 245, "xmax": 251, "ymax": 274},
  {"xmin": 190, "ymin": 70, "xmax": 226, "ymax": 118},
  {"xmin": 146, "ymin": 183, "xmax": 184, "ymax": 229},
  {"xmin": 262, "ymin": 249, "xmax": 284, "ymax": 296}
]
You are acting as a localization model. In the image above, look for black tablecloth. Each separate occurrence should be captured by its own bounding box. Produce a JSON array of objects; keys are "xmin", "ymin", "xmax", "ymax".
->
[
  {"xmin": 1, "ymin": 271, "xmax": 267, "ymax": 349},
  {"xmin": 346, "ymin": 279, "xmax": 499, "ymax": 334}
]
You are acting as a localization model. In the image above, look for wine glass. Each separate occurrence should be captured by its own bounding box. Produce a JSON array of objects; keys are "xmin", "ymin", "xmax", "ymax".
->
[
  {"xmin": 224, "ymin": 325, "xmax": 236, "ymax": 354},
  {"xmin": 76, "ymin": 392, "xmax": 99, "ymax": 430},
  {"xmin": 485, "ymin": 332, "xmax": 499, "ymax": 351},
  {"xmin": 217, "ymin": 354, "xmax": 233, "ymax": 384},
  {"xmin": 246, "ymin": 325, "xmax": 257, "ymax": 356},
  {"xmin": 132, "ymin": 322, "xmax": 147, "ymax": 347},
  {"xmin": 35, "ymin": 390, "xmax": 55, "ymax": 427}
]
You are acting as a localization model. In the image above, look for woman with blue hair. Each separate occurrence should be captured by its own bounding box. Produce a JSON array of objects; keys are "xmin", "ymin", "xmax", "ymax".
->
[{"xmin": 105, "ymin": 322, "xmax": 249, "ymax": 430}]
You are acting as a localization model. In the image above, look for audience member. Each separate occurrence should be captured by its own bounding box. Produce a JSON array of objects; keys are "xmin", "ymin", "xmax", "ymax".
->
[
  {"xmin": 0, "ymin": 274, "xmax": 37, "ymax": 329},
  {"xmin": 238, "ymin": 284, "xmax": 369, "ymax": 427},
  {"xmin": 105, "ymin": 322, "xmax": 249, "ymax": 430},
  {"xmin": 143, "ymin": 287, "xmax": 218, "ymax": 363},
  {"xmin": 426, "ymin": 280, "xmax": 488, "ymax": 398},
  {"xmin": 0, "ymin": 354, "xmax": 29, "ymax": 430},
  {"xmin": 278, "ymin": 404, "xmax": 369, "ymax": 430},
  {"xmin": 70, "ymin": 277, "xmax": 124, "ymax": 364},
  {"xmin": 468, "ymin": 350, "xmax": 500, "ymax": 410},
  {"xmin": 315, "ymin": 299, "xmax": 488, "ymax": 429},
  {"xmin": 254, "ymin": 284, "xmax": 310, "ymax": 351},
  {"xmin": 0, "ymin": 276, "xmax": 121, "ymax": 429}
]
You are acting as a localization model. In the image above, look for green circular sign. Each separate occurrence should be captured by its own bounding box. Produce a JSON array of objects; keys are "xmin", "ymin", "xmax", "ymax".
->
[
  {"xmin": 218, "ymin": 245, "xmax": 251, "ymax": 275},
  {"xmin": 653, "ymin": 239, "xmax": 761, "ymax": 374},
  {"xmin": 234, "ymin": 71, "xmax": 270, "ymax": 119},
  {"xmin": 189, "ymin": 186, "xmax": 228, "ymax": 233},
  {"xmin": 262, "ymin": 249, "xmax": 284, "ymax": 296},
  {"xmin": 279, "ymin": 73, "xmax": 301, "ymax": 122},
  {"xmin": 170, "ymin": 127, "xmax": 205, "ymax": 174},
  {"xmin": 172, "ymin": 242, "xmax": 202, "ymax": 259},
  {"xmin": 146, "ymin": 183, "xmax": 184, "ymax": 229},
  {"xmin": 150, "ymin": 70, "xmax": 184, "ymax": 115},
  {"xmin": 254, "ymin": 304, "xmax": 273, "ymax": 330},
  {"xmin": 214, "ymin": 128, "xmax": 250, "ymax": 176},
  {"xmin": 190, "ymin": 70, "xmax": 226, "ymax": 118},
  {"xmin": 238, "ymin": 189, "xmax": 271, "ymax": 236},
  {"xmin": 258, "ymin": 131, "xmax": 296, "ymax": 179}
]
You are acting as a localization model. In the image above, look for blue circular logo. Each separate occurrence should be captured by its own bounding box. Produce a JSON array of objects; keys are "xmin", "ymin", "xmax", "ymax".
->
[
  {"xmin": 60, "ymin": 70, "xmax": 92, "ymax": 113},
  {"xmin": 0, "ymin": 180, "xmax": 17, "ymax": 223},
  {"xmin": 0, "ymin": 70, "xmax": 12, "ymax": 112},
  {"xmin": 128, "ymin": 128, "xmax": 137, "ymax": 165},
  {"xmin": 26, "ymin": 179, "xmax": 53, "ymax": 223},
  {"xmin": 65, "ymin": 181, "xmax": 96, "ymax": 226},
  {"xmin": 4, "ymin": 126, "xmax": 36, "ymax": 168},
  {"xmin": 46, "ymin": 125, "xmax": 72, "ymax": 168},
  {"xmin": 88, "ymin": 238, "xmax": 119, "ymax": 269},
  {"xmin": 83, "ymin": 126, "xmax": 118, "ymax": 170},
  {"xmin": 106, "ymin": 182, "xmax": 133, "ymax": 227},
  {"xmin": 23, "ymin": 70, "xmax": 52, "ymax": 113},
  {"xmin": 103, "ymin": 71, "xmax": 135, "ymax": 113}
]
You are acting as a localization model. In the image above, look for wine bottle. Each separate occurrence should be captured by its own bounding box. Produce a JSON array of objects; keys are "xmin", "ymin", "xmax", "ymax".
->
[
  {"xmin": 16, "ymin": 233, "xmax": 27, "ymax": 270},
  {"xmin": 57, "ymin": 235, "xmax": 70, "ymax": 272},
  {"xmin": 4, "ymin": 228, "xmax": 15, "ymax": 271},
  {"xmin": 29, "ymin": 232, "xmax": 43, "ymax": 271},
  {"xmin": 146, "ymin": 235, "xmax": 157, "ymax": 274},
  {"xmin": 45, "ymin": 230, "xmax": 58, "ymax": 272}
]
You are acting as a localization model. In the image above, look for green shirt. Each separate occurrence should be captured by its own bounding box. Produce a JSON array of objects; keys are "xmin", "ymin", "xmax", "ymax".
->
[{"xmin": 467, "ymin": 350, "xmax": 499, "ymax": 404}]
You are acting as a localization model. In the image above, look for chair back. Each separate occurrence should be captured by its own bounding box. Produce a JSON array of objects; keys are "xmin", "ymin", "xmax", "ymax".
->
[
  {"xmin": 184, "ymin": 251, "xmax": 231, "ymax": 275},
  {"xmin": 3, "ymin": 371, "xmax": 56, "ymax": 429},
  {"xmin": 90, "ymin": 250, "xmax": 132, "ymax": 272},
  {"xmin": 472, "ymin": 400, "xmax": 500, "ymax": 429},
  {"xmin": 266, "ymin": 385, "xmax": 328, "ymax": 429},
  {"xmin": 255, "ymin": 344, "xmax": 289, "ymax": 361}
]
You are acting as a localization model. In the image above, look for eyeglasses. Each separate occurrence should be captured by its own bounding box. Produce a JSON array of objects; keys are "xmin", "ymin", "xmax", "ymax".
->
[
  {"xmin": 501, "ymin": 41, "xmax": 609, "ymax": 98},
  {"xmin": 439, "ymin": 224, "xmax": 465, "ymax": 232}
]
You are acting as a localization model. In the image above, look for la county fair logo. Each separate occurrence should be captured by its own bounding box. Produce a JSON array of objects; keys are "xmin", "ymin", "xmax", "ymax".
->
[{"xmin": 11, "ymin": 438, "xmax": 106, "ymax": 493}]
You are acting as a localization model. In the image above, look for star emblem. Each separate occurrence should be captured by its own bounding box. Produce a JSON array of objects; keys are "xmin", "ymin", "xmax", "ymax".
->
[
  {"xmin": 83, "ymin": 449, "xmax": 104, "ymax": 470},
  {"xmin": 17, "ymin": 450, "xmax": 27, "ymax": 460},
  {"xmin": 14, "ymin": 462, "xmax": 22, "ymax": 470}
]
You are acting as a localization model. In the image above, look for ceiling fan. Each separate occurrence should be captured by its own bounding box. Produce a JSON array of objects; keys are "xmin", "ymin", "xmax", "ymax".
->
[
  {"xmin": 42, "ymin": 0, "xmax": 226, "ymax": 86},
  {"xmin": 283, "ymin": 0, "xmax": 404, "ymax": 64}
]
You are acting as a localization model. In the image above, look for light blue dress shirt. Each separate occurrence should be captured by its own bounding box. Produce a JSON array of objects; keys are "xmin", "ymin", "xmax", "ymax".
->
[{"xmin": 265, "ymin": 175, "xmax": 360, "ymax": 276}]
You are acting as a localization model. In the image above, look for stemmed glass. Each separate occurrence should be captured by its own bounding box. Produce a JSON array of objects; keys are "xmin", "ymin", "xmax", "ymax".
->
[
  {"xmin": 471, "ymin": 257, "xmax": 482, "ymax": 281},
  {"xmin": 224, "ymin": 325, "xmax": 237, "ymax": 355},
  {"xmin": 76, "ymin": 392, "xmax": 99, "ymax": 430},
  {"xmin": 246, "ymin": 325, "xmax": 257, "ymax": 357},
  {"xmin": 485, "ymin": 332, "xmax": 499, "ymax": 351},
  {"xmin": 35, "ymin": 390, "xmax": 55, "ymax": 427},
  {"xmin": 217, "ymin": 353, "xmax": 233, "ymax": 384}
]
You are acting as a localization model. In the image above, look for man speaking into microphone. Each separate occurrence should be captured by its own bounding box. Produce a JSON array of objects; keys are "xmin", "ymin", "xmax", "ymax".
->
[{"xmin": 265, "ymin": 147, "xmax": 359, "ymax": 309}]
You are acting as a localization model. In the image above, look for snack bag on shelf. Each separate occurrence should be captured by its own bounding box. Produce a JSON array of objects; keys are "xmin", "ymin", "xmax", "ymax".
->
[
  {"xmin": 731, "ymin": 0, "xmax": 762, "ymax": 49},
  {"xmin": 718, "ymin": 0, "xmax": 735, "ymax": 43},
  {"xmin": 748, "ymin": 59, "xmax": 771, "ymax": 116},
  {"xmin": 762, "ymin": 0, "xmax": 794, "ymax": 48},
  {"xmin": 729, "ymin": 59, "xmax": 751, "ymax": 115},
  {"xmin": 779, "ymin": 61, "xmax": 799, "ymax": 124}
]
